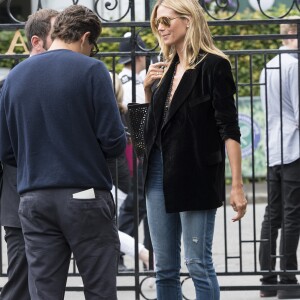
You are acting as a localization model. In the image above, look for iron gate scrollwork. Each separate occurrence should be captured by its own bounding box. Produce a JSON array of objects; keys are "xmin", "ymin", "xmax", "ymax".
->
[{"xmin": 0, "ymin": 1, "xmax": 300, "ymax": 299}]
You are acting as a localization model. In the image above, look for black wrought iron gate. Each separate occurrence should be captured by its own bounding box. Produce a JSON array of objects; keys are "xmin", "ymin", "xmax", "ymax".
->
[{"xmin": 0, "ymin": 1, "xmax": 300, "ymax": 299}]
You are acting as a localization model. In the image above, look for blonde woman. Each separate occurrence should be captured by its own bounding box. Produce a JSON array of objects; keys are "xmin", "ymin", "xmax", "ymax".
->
[{"xmin": 143, "ymin": 0, "xmax": 247, "ymax": 299}]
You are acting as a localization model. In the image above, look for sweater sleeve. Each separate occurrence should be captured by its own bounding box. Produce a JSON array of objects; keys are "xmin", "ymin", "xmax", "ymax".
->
[
  {"xmin": 0, "ymin": 85, "xmax": 17, "ymax": 166},
  {"xmin": 91, "ymin": 63, "xmax": 127, "ymax": 158},
  {"xmin": 212, "ymin": 58, "xmax": 241, "ymax": 143}
]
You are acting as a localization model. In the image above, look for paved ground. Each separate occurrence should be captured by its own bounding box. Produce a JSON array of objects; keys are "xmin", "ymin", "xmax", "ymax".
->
[{"xmin": 1, "ymin": 183, "xmax": 298, "ymax": 299}]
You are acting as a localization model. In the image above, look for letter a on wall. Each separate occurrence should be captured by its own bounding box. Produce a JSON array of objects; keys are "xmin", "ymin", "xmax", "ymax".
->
[{"xmin": 6, "ymin": 30, "xmax": 29, "ymax": 55}]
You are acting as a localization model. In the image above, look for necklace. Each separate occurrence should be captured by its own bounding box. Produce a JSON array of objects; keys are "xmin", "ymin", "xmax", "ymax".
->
[{"xmin": 162, "ymin": 61, "xmax": 179, "ymax": 123}]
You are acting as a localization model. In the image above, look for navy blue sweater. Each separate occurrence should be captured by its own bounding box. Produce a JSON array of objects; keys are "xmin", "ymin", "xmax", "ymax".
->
[{"xmin": 0, "ymin": 50, "xmax": 126, "ymax": 193}]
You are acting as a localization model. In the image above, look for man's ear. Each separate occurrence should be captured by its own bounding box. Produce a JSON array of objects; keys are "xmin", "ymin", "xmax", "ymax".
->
[
  {"xmin": 81, "ymin": 32, "xmax": 91, "ymax": 46},
  {"xmin": 31, "ymin": 35, "xmax": 44, "ymax": 51}
]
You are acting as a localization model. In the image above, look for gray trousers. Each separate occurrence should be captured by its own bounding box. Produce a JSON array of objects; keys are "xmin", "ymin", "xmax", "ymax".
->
[
  {"xmin": 19, "ymin": 188, "xmax": 120, "ymax": 300},
  {"xmin": 0, "ymin": 227, "xmax": 30, "ymax": 300}
]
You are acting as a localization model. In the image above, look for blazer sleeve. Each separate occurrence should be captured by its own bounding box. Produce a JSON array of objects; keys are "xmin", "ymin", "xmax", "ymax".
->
[{"xmin": 212, "ymin": 58, "xmax": 241, "ymax": 143}]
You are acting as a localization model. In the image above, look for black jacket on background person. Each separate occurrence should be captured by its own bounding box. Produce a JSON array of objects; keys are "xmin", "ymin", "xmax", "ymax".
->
[
  {"xmin": 0, "ymin": 165, "xmax": 20, "ymax": 227},
  {"xmin": 144, "ymin": 53, "xmax": 241, "ymax": 213}
]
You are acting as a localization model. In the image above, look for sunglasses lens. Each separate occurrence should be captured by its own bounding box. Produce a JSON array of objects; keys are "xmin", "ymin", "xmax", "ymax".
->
[
  {"xmin": 156, "ymin": 17, "xmax": 170, "ymax": 28},
  {"xmin": 162, "ymin": 17, "xmax": 170, "ymax": 26}
]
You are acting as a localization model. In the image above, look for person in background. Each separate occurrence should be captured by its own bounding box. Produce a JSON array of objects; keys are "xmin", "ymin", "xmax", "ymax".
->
[
  {"xmin": 118, "ymin": 32, "xmax": 152, "ymax": 271},
  {"xmin": 119, "ymin": 32, "xmax": 147, "ymax": 106},
  {"xmin": 143, "ymin": 0, "xmax": 247, "ymax": 299},
  {"xmin": 108, "ymin": 72, "xmax": 131, "ymax": 210},
  {"xmin": 259, "ymin": 16, "xmax": 300, "ymax": 299},
  {"xmin": 108, "ymin": 72, "xmax": 151, "ymax": 272},
  {"xmin": 0, "ymin": 5, "xmax": 126, "ymax": 300},
  {"xmin": 119, "ymin": 229, "xmax": 150, "ymax": 270},
  {"xmin": 0, "ymin": 8, "xmax": 58, "ymax": 300}
]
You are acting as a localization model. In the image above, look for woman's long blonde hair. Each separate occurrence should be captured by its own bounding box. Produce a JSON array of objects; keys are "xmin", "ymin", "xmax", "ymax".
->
[{"xmin": 150, "ymin": 0, "xmax": 228, "ymax": 70}]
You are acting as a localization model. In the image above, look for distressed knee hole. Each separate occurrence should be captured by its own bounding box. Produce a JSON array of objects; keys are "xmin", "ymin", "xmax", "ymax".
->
[{"xmin": 192, "ymin": 236, "xmax": 198, "ymax": 243}]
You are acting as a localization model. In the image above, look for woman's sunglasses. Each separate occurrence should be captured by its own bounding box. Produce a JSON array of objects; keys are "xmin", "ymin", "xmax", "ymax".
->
[{"xmin": 154, "ymin": 16, "xmax": 184, "ymax": 29}]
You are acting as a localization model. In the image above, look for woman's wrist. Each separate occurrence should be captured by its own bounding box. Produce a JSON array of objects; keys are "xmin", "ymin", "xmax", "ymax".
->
[
  {"xmin": 144, "ymin": 86, "xmax": 151, "ymax": 93},
  {"xmin": 144, "ymin": 87, "xmax": 152, "ymax": 103},
  {"xmin": 231, "ymin": 182, "xmax": 244, "ymax": 190}
]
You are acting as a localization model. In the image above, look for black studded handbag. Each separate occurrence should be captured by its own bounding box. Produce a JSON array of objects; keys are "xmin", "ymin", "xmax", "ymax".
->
[{"xmin": 127, "ymin": 103, "xmax": 149, "ymax": 159}]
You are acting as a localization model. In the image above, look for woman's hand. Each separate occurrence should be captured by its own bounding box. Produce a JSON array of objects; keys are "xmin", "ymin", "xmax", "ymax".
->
[
  {"xmin": 230, "ymin": 184, "xmax": 247, "ymax": 222},
  {"xmin": 144, "ymin": 62, "xmax": 168, "ymax": 103}
]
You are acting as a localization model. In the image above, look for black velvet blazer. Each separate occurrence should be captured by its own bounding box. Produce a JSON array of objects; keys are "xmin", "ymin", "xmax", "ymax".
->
[{"xmin": 143, "ymin": 53, "xmax": 241, "ymax": 213}]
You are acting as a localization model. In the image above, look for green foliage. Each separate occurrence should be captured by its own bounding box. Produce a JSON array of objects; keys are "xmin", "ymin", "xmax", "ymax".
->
[
  {"xmin": 0, "ymin": 4, "xmax": 298, "ymax": 81},
  {"xmin": 98, "ymin": 27, "xmax": 129, "ymax": 73},
  {"xmin": 96, "ymin": 3, "xmax": 298, "ymax": 90},
  {"xmin": 0, "ymin": 30, "xmax": 27, "ymax": 68},
  {"xmin": 208, "ymin": 5, "xmax": 299, "ymax": 96},
  {"xmin": 0, "ymin": 31, "xmax": 17, "ymax": 54},
  {"xmin": 99, "ymin": 27, "xmax": 158, "ymax": 73}
]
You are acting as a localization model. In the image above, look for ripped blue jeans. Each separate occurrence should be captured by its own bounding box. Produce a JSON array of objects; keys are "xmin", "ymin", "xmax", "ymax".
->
[{"xmin": 146, "ymin": 147, "xmax": 220, "ymax": 300}]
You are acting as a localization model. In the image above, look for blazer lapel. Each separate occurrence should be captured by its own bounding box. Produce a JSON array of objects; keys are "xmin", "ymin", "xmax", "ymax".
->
[
  {"xmin": 163, "ymin": 54, "xmax": 207, "ymax": 129},
  {"xmin": 152, "ymin": 60, "xmax": 178, "ymax": 128}
]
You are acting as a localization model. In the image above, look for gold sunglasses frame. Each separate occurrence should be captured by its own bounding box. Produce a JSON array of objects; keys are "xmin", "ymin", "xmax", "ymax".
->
[{"xmin": 154, "ymin": 16, "xmax": 184, "ymax": 29}]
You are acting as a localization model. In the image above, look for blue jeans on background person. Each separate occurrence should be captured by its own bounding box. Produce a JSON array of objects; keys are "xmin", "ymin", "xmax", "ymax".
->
[{"xmin": 146, "ymin": 146, "xmax": 220, "ymax": 300}]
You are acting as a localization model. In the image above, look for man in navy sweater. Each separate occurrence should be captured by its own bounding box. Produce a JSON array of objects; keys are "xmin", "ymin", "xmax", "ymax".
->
[
  {"xmin": 0, "ymin": 8, "xmax": 58, "ymax": 300},
  {"xmin": 0, "ymin": 5, "xmax": 126, "ymax": 300}
]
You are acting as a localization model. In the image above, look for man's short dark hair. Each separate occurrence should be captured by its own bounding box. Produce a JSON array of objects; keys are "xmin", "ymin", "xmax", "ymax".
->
[
  {"xmin": 52, "ymin": 5, "xmax": 102, "ymax": 45},
  {"xmin": 25, "ymin": 8, "xmax": 59, "ymax": 52}
]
